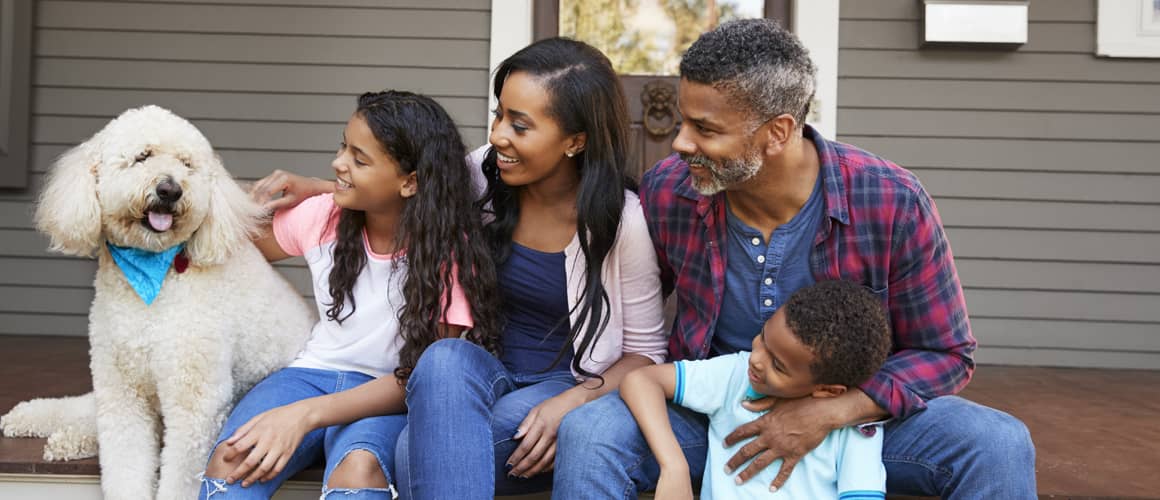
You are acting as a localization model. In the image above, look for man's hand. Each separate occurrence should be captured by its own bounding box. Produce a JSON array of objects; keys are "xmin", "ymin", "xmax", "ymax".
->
[{"xmin": 723, "ymin": 396, "xmax": 835, "ymax": 491}]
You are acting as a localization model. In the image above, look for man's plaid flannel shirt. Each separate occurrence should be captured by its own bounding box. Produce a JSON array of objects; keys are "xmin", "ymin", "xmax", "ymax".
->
[{"xmin": 639, "ymin": 125, "xmax": 976, "ymax": 419}]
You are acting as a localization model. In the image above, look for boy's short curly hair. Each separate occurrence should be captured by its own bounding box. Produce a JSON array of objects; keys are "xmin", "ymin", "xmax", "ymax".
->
[
  {"xmin": 783, "ymin": 280, "xmax": 892, "ymax": 387},
  {"xmin": 679, "ymin": 18, "xmax": 817, "ymax": 127}
]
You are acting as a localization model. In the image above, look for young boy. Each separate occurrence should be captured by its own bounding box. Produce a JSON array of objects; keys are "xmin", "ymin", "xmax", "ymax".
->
[{"xmin": 621, "ymin": 280, "xmax": 893, "ymax": 499}]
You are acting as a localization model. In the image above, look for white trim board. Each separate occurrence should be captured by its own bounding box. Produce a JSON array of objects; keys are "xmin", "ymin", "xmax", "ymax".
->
[
  {"xmin": 1097, "ymin": 0, "xmax": 1160, "ymax": 58},
  {"xmin": 487, "ymin": 0, "xmax": 534, "ymax": 140},
  {"xmin": 794, "ymin": 0, "xmax": 840, "ymax": 138}
]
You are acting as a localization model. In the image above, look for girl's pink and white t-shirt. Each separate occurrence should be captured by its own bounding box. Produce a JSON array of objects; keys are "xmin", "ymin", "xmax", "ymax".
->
[{"xmin": 273, "ymin": 194, "xmax": 473, "ymax": 378}]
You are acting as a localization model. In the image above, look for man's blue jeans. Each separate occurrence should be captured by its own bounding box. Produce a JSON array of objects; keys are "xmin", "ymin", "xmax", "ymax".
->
[
  {"xmin": 395, "ymin": 338, "xmax": 577, "ymax": 499},
  {"xmin": 554, "ymin": 392, "xmax": 1037, "ymax": 499}
]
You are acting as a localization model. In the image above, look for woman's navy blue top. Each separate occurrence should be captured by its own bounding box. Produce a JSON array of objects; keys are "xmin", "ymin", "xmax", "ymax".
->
[{"xmin": 498, "ymin": 242, "xmax": 573, "ymax": 375}]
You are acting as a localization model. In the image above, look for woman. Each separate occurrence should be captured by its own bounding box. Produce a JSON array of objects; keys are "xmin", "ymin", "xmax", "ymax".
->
[{"xmin": 396, "ymin": 37, "xmax": 666, "ymax": 499}]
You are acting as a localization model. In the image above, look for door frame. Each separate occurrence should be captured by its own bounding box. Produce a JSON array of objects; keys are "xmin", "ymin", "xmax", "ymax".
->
[{"xmin": 486, "ymin": 0, "xmax": 839, "ymax": 138}]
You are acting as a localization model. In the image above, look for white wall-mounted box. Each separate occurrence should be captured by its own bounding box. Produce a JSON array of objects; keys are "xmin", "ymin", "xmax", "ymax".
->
[{"xmin": 923, "ymin": 0, "xmax": 1029, "ymax": 45}]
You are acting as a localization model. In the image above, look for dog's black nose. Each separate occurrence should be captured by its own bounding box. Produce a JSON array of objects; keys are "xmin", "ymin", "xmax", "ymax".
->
[{"xmin": 156, "ymin": 179, "xmax": 182, "ymax": 203}]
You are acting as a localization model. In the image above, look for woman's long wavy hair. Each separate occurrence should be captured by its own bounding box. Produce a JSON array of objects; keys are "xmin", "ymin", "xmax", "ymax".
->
[
  {"xmin": 479, "ymin": 38, "xmax": 634, "ymax": 381},
  {"xmin": 327, "ymin": 90, "xmax": 502, "ymax": 381}
]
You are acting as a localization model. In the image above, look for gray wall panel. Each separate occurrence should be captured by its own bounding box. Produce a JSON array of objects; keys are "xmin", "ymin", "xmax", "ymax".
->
[
  {"xmin": 31, "ymin": 144, "xmax": 345, "ymax": 180},
  {"xmin": 964, "ymin": 289, "xmax": 1160, "ymax": 323},
  {"xmin": 36, "ymin": 30, "xmax": 490, "ymax": 69},
  {"xmin": 36, "ymin": 59, "xmax": 489, "ymax": 97},
  {"xmin": 840, "ymin": 136, "xmax": 1160, "ymax": 174},
  {"xmin": 912, "ymin": 169, "xmax": 1159, "ymax": 204},
  {"xmin": 141, "ymin": 0, "xmax": 489, "ymax": 8},
  {"xmin": 840, "ymin": 20, "xmax": 1094, "ymax": 53},
  {"xmin": 839, "ymin": 0, "xmax": 1160, "ymax": 368},
  {"xmin": 956, "ymin": 259, "xmax": 1160, "ymax": 294},
  {"xmin": 39, "ymin": 1, "xmax": 490, "ymax": 39},
  {"xmin": 0, "ymin": 313, "xmax": 88, "ymax": 336},
  {"xmin": 0, "ymin": 286, "xmax": 93, "ymax": 315},
  {"xmin": 973, "ymin": 318, "xmax": 1158, "ymax": 352},
  {"xmin": 33, "ymin": 116, "xmax": 485, "ymax": 154},
  {"xmin": 840, "ymin": 108, "xmax": 1160, "ymax": 141},
  {"xmin": 947, "ymin": 228, "xmax": 1159, "ymax": 263},
  {"xmin": 935, "ymin": 199, "xmax": 1160, "ymax": 232},
  {"xmin": 838, "ymin": 79, "xmax": 1160, "ymax": 113},
  {"xmin": 0, "ymin": 201, "xmax": 35, "ymax": 228},
  {"xmin": 0, "ymin": 258, "xmax": 97, "ymax": 287},
  {"xmin": 33, "ymin": 89, "xmax": 487, "ymax": 126},
  {"xmin": 1, "ymin": 0, "xmax": 491, "ymax": 337},
  {"xmin": 841, "ymin": 50, "xmax": 1160, "ymax": 83},
  {"xmin": 841, "ymin": 0, "xmax": 1094, "ymax": 22}
]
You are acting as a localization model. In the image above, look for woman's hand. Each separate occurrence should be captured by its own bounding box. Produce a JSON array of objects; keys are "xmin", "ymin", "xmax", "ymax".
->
[
  {"xmin": 249, "ymin": 169, "xmax": 333, "ymax": 212},
  {"xmin": 505, "ymin": 389, "xmax": 587, "ymax": 478},
  {"xmin": 220, "ymin": 402, "xmax": 316, "ymax": 487}
]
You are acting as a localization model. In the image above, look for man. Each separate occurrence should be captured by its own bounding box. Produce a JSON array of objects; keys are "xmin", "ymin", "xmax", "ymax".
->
[{"xmin": 553, "ymin": 19, "xmax": 1036, "ymax": 499}]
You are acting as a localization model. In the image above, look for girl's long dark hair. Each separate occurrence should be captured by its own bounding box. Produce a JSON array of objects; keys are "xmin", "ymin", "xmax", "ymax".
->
[
  {"xmin": 327, "ymin": 90, "xmax": 502, "ymax": 381},
  {"xmin": 479, "ymin": 38, "xmax": 635, "ymax": 381}
]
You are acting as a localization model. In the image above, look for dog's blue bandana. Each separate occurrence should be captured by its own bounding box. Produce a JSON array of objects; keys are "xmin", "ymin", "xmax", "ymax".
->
[{"xmin": 106, "ymin": 243, "xmax": 185, "ymax": 305}]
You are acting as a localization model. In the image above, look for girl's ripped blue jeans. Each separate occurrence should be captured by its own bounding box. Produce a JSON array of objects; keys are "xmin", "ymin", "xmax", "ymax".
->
[{"xmin": 198, "ymin": 367, "xmax": 404, "ymax": 500}]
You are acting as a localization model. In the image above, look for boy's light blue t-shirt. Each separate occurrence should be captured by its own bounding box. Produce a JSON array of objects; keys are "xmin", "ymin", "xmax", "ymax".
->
[{"xmin": 673, "ymin": 353, "xmax": 886, "ymax": 500}]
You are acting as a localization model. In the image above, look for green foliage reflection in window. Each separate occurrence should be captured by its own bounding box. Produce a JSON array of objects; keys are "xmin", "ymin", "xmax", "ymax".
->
[{"xmin": 560, "ymin": 0, "xmax": 764, "ymax": 75}]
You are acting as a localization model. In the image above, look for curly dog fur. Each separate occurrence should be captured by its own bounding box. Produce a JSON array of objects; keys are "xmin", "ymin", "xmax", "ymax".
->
[{"xmin": 0, "ymin": 105, "xmax": 315, "ymax": 499}]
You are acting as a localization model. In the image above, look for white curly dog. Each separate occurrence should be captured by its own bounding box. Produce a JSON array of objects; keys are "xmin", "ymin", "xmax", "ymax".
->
[{"xmin": 0, "ymin": 105, "xmax": 315, "ymax": 499}]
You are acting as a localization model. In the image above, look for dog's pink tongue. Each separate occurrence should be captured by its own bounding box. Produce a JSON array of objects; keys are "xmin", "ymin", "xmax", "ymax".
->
[{"xmin": 148, "ymin": 212, "xmax": 173, "ymax": 232}]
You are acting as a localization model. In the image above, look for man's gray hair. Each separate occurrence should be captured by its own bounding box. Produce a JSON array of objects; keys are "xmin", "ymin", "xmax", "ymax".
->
[{"xmin": 680, "ymin": 18, "xmax": 817, "ymax": 128}]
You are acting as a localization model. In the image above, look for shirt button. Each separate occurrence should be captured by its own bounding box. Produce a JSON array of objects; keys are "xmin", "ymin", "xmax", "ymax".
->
[
  {"xmin": 751, "ymin": 237, "xmax": 761, "ymax": 245},
  {"xmin": 757, "ymin": 255, "xmax": 766, "ymax": 263},
  {"xmin": 764, "ymin": 298, "xmax": 773, "ymax": 307},
  {"xmin": 764, "ymin": 277, "xmax": 773, "ymax": 285}
]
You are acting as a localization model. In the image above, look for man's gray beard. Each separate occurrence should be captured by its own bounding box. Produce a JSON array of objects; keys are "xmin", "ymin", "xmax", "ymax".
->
[{"xmin": 684, "ymin": 149, "xmax": 763, "ymax": 196}]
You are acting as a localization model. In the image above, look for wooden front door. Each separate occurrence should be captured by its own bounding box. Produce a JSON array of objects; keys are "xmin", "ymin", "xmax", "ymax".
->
[{"xmin": 534, "ymin": 0, "xmax": 792, "ymax": 181}]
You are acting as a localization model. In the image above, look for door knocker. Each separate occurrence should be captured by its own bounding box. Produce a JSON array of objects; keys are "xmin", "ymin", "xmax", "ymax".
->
[{"xmin": 642, "ymin": 81, "xmax": 678, "ymax": 138}]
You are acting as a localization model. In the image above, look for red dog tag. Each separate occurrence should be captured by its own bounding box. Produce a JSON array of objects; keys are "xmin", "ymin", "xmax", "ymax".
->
[{"xmin": 174, "ymin": 252, "xmax": 189, "ymax": 274}]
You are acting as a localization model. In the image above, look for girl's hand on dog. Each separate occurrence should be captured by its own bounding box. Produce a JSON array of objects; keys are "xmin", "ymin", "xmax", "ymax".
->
[
  {"xmin": 250, "ymin": 169, "xmax": 334, "ymax": 213},
  {"xmin": 221, "ymin": 401, "xmax": 316, "ymax": 487}
]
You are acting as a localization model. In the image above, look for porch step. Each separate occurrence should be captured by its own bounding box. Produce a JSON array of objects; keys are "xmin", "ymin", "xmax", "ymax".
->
[{"xmin": 2, "ymin": 335, "xmax": 1158, "ymax": 499}]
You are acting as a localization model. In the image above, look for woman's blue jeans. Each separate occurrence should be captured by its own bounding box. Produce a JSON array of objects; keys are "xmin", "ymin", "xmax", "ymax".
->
[
  {"xmin": 551, "ymin": 391, "xmax": 1038, "ymax": 499},
  {"xmin": 198, "ymin": 367, "xmax": 405, "ymax": 500},
  {"xmin": 394, "ymin": 338, "xmax": 577, "ymax": 499}
]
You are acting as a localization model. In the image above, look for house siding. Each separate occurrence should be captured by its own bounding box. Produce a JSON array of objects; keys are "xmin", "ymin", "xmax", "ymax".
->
[
  {"xmin": 838, "ymin": 0, "xmax": 1160, "ymax": 368},
  {"xmin": 0, "ymin": 0, "xmax": 491, "ymax": 335}
]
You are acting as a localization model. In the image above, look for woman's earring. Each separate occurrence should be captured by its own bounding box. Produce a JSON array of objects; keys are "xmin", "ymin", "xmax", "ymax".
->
[{"xmin": 565, "ymin": 151, "xmax": 574, "ymax": 158}]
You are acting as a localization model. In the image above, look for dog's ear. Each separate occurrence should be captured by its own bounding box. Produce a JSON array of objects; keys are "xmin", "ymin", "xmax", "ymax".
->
[
  {"xmin": 34, "ymin": 142, "xmax": 103, "ymax": 257},
  {"xmin": 185, "ymin": 154, "xmax": 264, "ymax": 266}
]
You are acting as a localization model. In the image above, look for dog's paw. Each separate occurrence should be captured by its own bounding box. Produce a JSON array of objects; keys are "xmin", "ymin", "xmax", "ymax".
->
[
  {"xmin": 1, "ymin": 399, "xmax": 57, "ymax": 438},
  {"xmin": 44, "ymin": 425, "xmax": 99, "ymax": 461},
  {"xmin": 1, "ymin": 393, "xmax": 96, "ymax": 440}
]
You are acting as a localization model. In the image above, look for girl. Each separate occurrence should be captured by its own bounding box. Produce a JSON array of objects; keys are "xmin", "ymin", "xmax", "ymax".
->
[
  {"xmin": 396, "ymin": 38, "xmax": 668, "ymax": 498},
  {"xmin": 197, "ymin": 91, "xmax": 501, "ymax": 499}
]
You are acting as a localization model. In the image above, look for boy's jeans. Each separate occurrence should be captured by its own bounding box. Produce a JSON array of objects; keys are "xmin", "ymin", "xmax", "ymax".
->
[
  {"xmin": 553, "ymin": 392, "xmax": 1037, "ymax": 500},
  {"xmin": 395, "ymin": 338, "xmax": 578, "ymax": 500}
]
